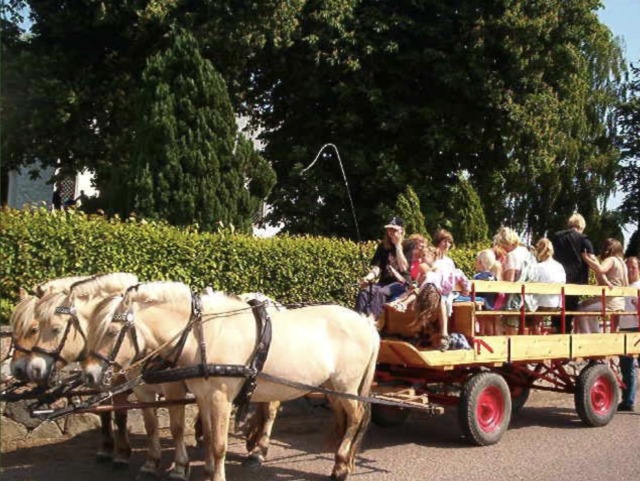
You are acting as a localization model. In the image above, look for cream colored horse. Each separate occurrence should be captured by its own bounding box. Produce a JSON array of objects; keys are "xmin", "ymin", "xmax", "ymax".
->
[
  {"xmin": 87, "ymin": 281, "xmax": 380, "ymax": 481},
  {"xmin": 84, "ymin": 289, "xmax": 288, "ymax": 475},
  {"xmin": 25, "ymin": 273, "xmax": 138, "ymax": 466},
  {"xmin": 8, "ymin": 276, "xmax": 89, "ymax": 380}
]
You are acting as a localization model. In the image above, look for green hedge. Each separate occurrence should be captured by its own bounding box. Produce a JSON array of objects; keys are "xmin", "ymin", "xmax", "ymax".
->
[{"xmin": 0, "ymin": 207, "xmax": 479, "ymax": 323}]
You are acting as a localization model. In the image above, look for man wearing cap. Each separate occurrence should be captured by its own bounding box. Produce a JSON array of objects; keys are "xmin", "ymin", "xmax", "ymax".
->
[{"xmin": 354, "ymin": 216, "xmax": 412, "ymax": 319}]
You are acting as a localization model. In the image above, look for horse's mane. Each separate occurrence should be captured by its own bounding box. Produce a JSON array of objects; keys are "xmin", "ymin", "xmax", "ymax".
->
[
  {"xmin": 9, "ymin": 296, "xmax": 37, "ymax": 337},
  {"xmin": 34, "ymin": 291, "xmax": 68, "ymax": 323},
  {"xmin": 123, "ymin": 282, "xmax": 248, "ymax": 316},
  {"xmin": 123, "ymin": 281, "xmax": 193, "ymax": 309},
  {"xmin": 69, "ymin": 272, "xmax": 139, "ymax": 299},
  {"xmin": 89, "ymin": 295, "xmax": 124, "ymax": 348},
  {"xmin": 33, "ymin": 276, "xmax": 90, "ymax": 297}
]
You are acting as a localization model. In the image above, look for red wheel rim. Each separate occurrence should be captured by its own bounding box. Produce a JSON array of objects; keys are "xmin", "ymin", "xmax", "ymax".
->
[
  {"xmin": 476, "ymin": 385, "xmax": 505, "ymax": 432},
  {"xmin": 590, "ymin": 375, "xmax": 614, "ymax": 415}
]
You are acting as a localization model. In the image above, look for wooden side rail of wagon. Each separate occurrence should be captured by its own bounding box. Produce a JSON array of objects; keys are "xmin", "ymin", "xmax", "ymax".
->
[{"xmin": 461, "ymin": 280, "xmax": 640, "ymax": 336}]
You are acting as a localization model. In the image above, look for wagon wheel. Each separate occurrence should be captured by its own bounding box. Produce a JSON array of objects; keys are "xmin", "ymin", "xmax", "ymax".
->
[
  {"xmin": 574, "ymin": 363, "xmax": 619, "ymax": 427},
  {"xmin": 371, "ymin": 404, "xmax": 410, "ymax": 428},
  {"xmin": 459, "ymin": 372, "xmax": 512, "ymax": 446}
]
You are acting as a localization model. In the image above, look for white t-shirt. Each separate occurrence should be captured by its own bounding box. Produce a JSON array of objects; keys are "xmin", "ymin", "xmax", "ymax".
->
[
  {"xmin": 618, "ymin": 279, "xmax": 640, "ymax": 330},
  {"xmin": 503, "ymin": 245, "xmax": 531, "ymax": 280},
  {"xmin": 535, "ymin": 258, "xmax": 567, "ymax": 308}
]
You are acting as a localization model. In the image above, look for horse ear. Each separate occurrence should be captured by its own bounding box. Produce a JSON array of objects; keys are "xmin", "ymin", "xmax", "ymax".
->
[{"xmin": 18, "ymin": 287, "xmax": 29, "ymax": 300}]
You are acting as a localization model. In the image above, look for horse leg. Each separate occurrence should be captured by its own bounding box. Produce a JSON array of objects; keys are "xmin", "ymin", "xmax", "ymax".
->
[
  {"xmin": 134, "ymin": 388, "xmax": 162, "ymax": 480},
  {"xmin": 96, "ymin": 412, "xmax": 114, "ymax": 462},
  {"xmin": 108, "ymin": 391, "xmax": 132, "ymax": 467},
  {"xmin": 195, "ymin": 392, "xmax": 215, "ymax": 481},
  {"xmin": 244, "ymin": 401, "xmax": 280, "ymax": 467},
  {"xmin": 112, "ymin": 407, "xmax": 132, "ymax": 467},
  {"xmin": 208, "ymin": 392, "xmax": 233, "ymax": 481},
  {"xmin": 330, "ymin": 398, "xmax": 368, "ymax": 481},
  {"xmin": 163, "ymin": 383, "xmax": 190, "ymax": 481}
]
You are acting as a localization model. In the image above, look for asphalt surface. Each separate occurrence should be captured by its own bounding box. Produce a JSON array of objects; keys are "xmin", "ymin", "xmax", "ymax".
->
[{"xmin": 1, "ymin": 390, "xmax": 639, "ymax": 481}]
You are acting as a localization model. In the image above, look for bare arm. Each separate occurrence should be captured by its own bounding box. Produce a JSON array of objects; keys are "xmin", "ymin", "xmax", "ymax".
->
[{"xmin": 582, "ymin": 253, "xmax": 614, "ymax": 276}]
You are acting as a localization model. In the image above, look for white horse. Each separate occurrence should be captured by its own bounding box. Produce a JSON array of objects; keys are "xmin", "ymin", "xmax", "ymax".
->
[
  {"xmin": 86, "ymin": 281, "xmax": 380, "ymax": 481},
  {"xmin": 84, "ymin": 288, "xmax": 289, "ymax": 475},
  {"xmin": 25, "ymin": 273, "xmax": 138, "ymax": 466},
  {"xmin": 8, "ymin": 276, "xmax": 89, "ymax": 380}
]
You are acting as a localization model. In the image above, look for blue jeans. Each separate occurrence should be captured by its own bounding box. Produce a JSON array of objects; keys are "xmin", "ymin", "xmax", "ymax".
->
[
  {"xmin": 354, "ymin": 282, "xmax": 407, "ymax": 318},
  {"xmin": 620, "ymin": 328, "xmax": 638, "ymax": 407}
]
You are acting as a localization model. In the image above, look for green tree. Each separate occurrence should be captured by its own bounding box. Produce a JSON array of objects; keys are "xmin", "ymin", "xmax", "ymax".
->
[
  {"xmin": 129, "ymin": 29, "xmax": 275, "ymax": 232},
  {"xmin": 617, "ymin": 62, "xmax": 640, "ymax": 232},
  {"xmin": 446, "ymin": 173, "xmax": 489, "ymax": 245},
  {"xmin": 2, "ymin": 1, "xmax": 299, "ymax": 215},
  {"xmin": 395, "ymin": 186, "xmax": 429, "ymax": 239},
  {"xmin": 252, "ymin": 0, "xmax": 624, "ymax": 240}
]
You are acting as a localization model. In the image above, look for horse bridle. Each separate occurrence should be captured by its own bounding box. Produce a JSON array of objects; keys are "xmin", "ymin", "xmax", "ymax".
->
[
  {"xmin": 27, "ymin": 305, "xmax": 88, "ymax": 384},
  {"xmin": 88, "ymin": 306, "xmax": 143, "ymax": 386}
]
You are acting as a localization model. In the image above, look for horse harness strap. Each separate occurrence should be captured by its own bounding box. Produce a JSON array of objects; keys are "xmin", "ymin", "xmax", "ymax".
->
[
  {"xmin": 32, "ymin": 306, "xmax": 87, "ymax": 365},
  {"xmin": 142, "ymin": 299, "xmax": 273, "ymax": 410}
]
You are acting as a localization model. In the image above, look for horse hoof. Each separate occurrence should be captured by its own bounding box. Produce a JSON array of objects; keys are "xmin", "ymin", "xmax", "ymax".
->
[
  {"xmin": 95, "ymin": 451, "xmax": 113, "ymax": 463},
  {"xmin": 242, "ymin": 454, "xmax": 264, "ymax": 469},
  {"xmin": 168, "ymin": 464, "xmax": 191, "ymax": 481},
  {"xmin": 330, "ymin": 470, "xmax": 349, "ymax": 481},
  {"xmin": 135, "ymin": 470, "xmax": 160, "ymax": 481},
  {"xmin": 112, "ymin": 458, "xmax": 130, "ymax": 470}
]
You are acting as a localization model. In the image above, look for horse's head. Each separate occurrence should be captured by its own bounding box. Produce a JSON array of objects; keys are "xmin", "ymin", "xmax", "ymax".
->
[
  {"xmin": 82, "ymin": 293, "xmax": 131, "ymax": 387},
  {"xmin": 25, "ymin": 273, "xmax": 138, "ymax": 385},
  {"xmin": 26, "ymin": 291, "xmax": 78, "ymax": 384},
  {"xmin": 8, "ymin": 289, "xmax": 39, "ymax": 381}
]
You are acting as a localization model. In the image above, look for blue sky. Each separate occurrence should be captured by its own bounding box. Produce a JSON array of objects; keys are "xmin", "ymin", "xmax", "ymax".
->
[
  {"xmin": 599, "ymin": 0, "xmax": 640, "ymax": 65},
  {"xmin": 599, "ymin": 0, "xmax": 639, "ymax": 242}
]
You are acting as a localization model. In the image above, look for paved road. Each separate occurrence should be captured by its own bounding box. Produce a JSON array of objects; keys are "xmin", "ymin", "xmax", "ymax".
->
[{"xmin": 2, "ymin": 390, "xmax": 639, "ymax": 481}]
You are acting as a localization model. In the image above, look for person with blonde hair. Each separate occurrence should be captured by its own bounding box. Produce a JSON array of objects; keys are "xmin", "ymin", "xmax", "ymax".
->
[
  {"xmin": 493, "ymin": 227, "xmax": 531, "ymax": 282},
  {"xmin": 549, "ymin": 213, "xmax": 594, "ymax": 332},
  {"xmin": 534, "ymin": 238, "xmax": 566, "ymax": 320}
]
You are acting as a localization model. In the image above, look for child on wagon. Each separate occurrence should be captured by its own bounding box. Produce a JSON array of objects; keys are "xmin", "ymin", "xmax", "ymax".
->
[{"xmin": 390, "ymin": 245, "xmax": 471, "ymax": 351}]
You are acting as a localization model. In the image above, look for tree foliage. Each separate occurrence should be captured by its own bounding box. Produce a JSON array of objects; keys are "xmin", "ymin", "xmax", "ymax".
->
[
  {"xmin": 128, "ymin": 29, "xmax": 275, "ymax": 233},
  {"xmin": 446, "ymin": 173, "xmax": 489, "ymax": 245},
  {"xmin": 616, "ymin": 62, "xmax": 640, "ymax": 228},
  {"xmin": 251, "ymin": 0, "xmax": 625, "ymax": 240},
  {"xmin": 1, "ymin": 1, "xmax": 629, "ymax": 242},
  {"xmin": 395, "ymin": 186, "xmax": 429, "ymax": 239}
]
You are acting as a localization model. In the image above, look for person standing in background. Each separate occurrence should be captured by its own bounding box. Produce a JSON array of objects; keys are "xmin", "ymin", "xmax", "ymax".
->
[
  {"xmin": 617, "ymin": 256, "xmax": 639, "ymax": 412},
  {"xmin": 51, "ymin": 187, "xmax": 62, "ymax": 210},
  {"xmin": 549, "ymin": 213, "xmax": 594, "ymax": 333}
]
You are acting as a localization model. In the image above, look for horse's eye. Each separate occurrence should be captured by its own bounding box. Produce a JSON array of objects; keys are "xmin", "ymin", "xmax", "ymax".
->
[
  {"xmin": 29, "ymin": 326, "xmax": 39, "ymax": 336},
  {"xmin": 106, "ymin": 326, "xmax": 119, "ymax": 337},
  {"xmin": 52, "ymin": 325, "xmax": 63, "ymax": 335}
]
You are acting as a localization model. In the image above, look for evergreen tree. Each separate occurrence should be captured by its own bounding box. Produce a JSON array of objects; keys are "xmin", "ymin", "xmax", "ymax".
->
[
  {"xmin": 395, "ymin": 186, "xmax": 430, "ymax": 240},
  {"xmin": 625, "ymin": 229, "xmax": 639, "ymax": 258},
  {"xmin": 129, "ymin": 28, "xmax": 275, "ymax": 232},
  {"xmin": 447, "ymin": 173, "xmax": 489, "ymax": 245}
]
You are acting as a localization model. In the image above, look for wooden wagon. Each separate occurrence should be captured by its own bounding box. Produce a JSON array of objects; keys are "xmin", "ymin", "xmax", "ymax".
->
[{"xmin": 372, "ymin": 280, "xmax": 640, "ymax": 445}]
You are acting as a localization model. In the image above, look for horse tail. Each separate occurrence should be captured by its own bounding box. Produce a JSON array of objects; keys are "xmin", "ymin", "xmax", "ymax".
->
[{"xmin": 346, "ymin": 323, "xmax": 380, "ymax": 470}]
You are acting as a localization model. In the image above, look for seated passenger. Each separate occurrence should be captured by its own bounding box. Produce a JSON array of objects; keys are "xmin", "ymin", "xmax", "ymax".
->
[
  {"xmin": 575, "ymin": 238, "xmax": 628, "ymax": 333},
  {"xmin": 354, "ymin": 217, "xmax": 412, "ymax": 320},
  {"xmin": 493, "ymin": 227, "xmax": 539, "ymax": 334},
  {"xmin": 388, "ymin": 245, "xmax": 470, "ymax": 350},
  {"xmin": 533, "ymin": 238, "xmax": 566, "ymax": 333}
]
